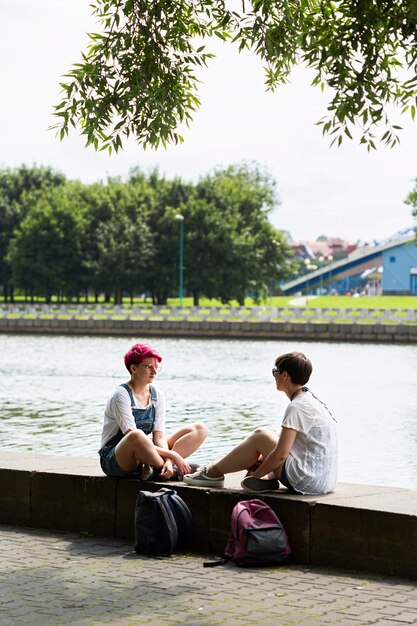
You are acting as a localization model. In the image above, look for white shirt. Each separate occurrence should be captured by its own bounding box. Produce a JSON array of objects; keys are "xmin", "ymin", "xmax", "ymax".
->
[
  {"xmin": 282, "ymin": 392, "xmax": 338, "ymax": 495},
  {"xmin": 101, "ymin": 384, "xmax": 166, "ymax": 448}
]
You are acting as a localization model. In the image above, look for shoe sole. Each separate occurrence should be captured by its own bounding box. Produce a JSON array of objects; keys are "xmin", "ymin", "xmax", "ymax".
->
[
  {"xmin": 183, "ymin": 477, "xmax": 224, "ymax": 488},
  {"xmin": 241, "ymin": 476, "xmax": 280, "ymax": 493}
]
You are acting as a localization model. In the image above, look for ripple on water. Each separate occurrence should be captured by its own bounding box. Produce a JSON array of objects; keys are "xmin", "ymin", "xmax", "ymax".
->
[{"xmin": 0, "ymin": 334, "xmax": 416, "ymax": 489}]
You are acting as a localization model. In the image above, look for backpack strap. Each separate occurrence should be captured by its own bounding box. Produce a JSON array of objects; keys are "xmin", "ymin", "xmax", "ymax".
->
[
  {"xmin": 170, "ymin": 494, "xmax": 193, "ymax": 533},
  {"xmin": 156, "ymin": 495, "xmax": 179, "ymax": 554},
  {"xmin": 149, "ymin": 384, "xmax": 157, "ymax": 407},
  {"xmin": 203, "ymin": 556, "xmax": 230, "ymax": 568}
]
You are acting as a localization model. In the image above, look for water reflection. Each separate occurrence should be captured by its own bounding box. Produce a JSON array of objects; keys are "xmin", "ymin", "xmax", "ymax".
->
[{"xmin": 0, "ymin": 334, "xmax": 416, "ymax": 490}]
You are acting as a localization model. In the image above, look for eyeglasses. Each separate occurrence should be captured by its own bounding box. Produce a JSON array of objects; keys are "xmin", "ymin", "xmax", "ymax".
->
[
  {"xmin": 272, "ymin": 368, "xmax": 278, "ymax": 378},
  {"xmin": 141, "ymin": 363, "xmax": 162, "ymax": 373}
]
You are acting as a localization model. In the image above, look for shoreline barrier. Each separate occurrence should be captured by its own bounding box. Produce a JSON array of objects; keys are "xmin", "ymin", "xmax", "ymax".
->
[
  {"xmin": 1, "ymin": 315, "xmax": 417, "ymax": 343},
  {"xmin": 1, "ymin": 452, "xmax": 416, "ymax": 578},
  {"xmin": 2, "ymin": 303, "xmax": 417, "ymax": 324}
]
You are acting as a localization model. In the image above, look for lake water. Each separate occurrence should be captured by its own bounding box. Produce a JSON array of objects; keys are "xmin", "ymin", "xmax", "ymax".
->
[{"xmin": 0, "ymin": 334, "xmax": 416, "ymax": 490}]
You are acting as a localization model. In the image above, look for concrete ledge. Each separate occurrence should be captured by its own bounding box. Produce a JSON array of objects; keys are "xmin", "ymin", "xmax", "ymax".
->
[
  {"xmin": 1, "ymin": 452, "xmax": 416, "ymax": 578},
  {"xmin": 309, "ymin": 484, "xmax": 417, "ymax": 576}
]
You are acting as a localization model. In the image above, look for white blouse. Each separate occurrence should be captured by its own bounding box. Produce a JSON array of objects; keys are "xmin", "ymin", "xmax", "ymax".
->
[{"xmin": 101, "ymin": 384, "xmax": 166, "ymax": 448}]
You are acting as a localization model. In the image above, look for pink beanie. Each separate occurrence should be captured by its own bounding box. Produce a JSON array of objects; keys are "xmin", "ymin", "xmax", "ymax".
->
[{"xmin": 124, "ymin": 343, "xmax": 162, "ymax": 372}]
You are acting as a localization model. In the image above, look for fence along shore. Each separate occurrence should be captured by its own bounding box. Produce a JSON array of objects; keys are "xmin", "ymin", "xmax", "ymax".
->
[{"xmin": 1, "ymin": 304, "xmax": 417, "ymax": 343}]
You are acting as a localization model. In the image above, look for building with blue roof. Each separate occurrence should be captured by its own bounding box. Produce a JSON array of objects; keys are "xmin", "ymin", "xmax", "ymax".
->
[{"xmin": 281, "ymin": 226, "xmax": 417, "ymax": 296}]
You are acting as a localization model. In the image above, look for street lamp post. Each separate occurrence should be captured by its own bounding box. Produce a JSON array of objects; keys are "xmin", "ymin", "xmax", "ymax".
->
[
  {"xmin": 327, "ymin": 255, "xmax": 333, "ymax": 294},
  {"xmin": 306, "ymin": 264, "xmax": 318, "ymax": 302},
  {"xmin": 174, "ymin": 214, "xmax": 184, "ymax": 307}
]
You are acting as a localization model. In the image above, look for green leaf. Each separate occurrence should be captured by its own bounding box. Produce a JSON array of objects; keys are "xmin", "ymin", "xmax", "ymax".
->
[{"xmin": 52, "ymin": 0, "xmax": 417, "ymax": 152}]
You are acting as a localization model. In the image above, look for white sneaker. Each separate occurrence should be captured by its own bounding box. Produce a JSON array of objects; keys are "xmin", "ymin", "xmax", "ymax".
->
[{"xmin": 183, "ymin": 465, "xmax": 224, "ymax": 488}]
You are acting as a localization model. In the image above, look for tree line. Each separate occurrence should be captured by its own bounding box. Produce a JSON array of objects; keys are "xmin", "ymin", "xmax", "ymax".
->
[{"xmin": 0, "ymin": 163, "xmax": 294, "ymax": 306}]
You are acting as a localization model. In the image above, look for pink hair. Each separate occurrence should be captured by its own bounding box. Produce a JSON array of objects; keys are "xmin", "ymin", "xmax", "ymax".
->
[{"xmin": 124, "ymin": 343, "xmax": 162, "ymax": 372}]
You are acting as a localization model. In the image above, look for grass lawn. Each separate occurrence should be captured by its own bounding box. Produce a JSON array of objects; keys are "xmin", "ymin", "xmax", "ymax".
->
[
  {"xmin": 300, "ymin": 296, "xmax": 417, "ymax": 309},
  {"xmin": 3, "ymin": 295, "xmax": 417, "ymax": 311},
  {"xmin": 163, "ymin": 295, "xmax": 417, "ymax": 310}
]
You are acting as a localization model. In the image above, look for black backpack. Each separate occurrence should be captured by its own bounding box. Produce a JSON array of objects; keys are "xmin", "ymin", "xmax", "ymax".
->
[{"xmin": 134, "ymin": 487, "xmax": 193, "ymax": 556}]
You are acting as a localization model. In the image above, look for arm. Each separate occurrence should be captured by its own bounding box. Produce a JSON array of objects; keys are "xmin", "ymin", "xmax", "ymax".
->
[
  {"xmin": 150, "ymin": 389, "xmax": 177, "ymax": 478},
  {"xmin": 108, "ymin": 386, "xmax": 136, "ymax": 434},
  {"xmin": 253, "ymin": 427, "xmax": 297, "ymax": 478},
  {"xmin": 152, "ymin": 431, "xmax": 191, "ymax": 478}
]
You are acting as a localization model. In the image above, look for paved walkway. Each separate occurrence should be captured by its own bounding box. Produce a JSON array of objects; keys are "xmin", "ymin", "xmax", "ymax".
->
[
  {"xmin": 1, "ymin": 525, "xmax": 416, "ymax": 626},
  {"xmin": 288, "ymin": 296, "xmax": 318, "ymax": 306}
]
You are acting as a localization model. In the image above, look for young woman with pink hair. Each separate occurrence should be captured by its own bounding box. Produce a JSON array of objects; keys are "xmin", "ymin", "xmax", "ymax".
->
[{"xmin": 99, "ymin": 342, "xmax": 208, "ymax": 480}]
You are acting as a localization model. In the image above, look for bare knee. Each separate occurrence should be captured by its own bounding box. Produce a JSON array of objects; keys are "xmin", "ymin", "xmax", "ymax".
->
[
  {"xmin": 116, "ymin": 430, "xmax": 162, "ymax": 471},
  {"xmin": 249, "ymin": 427, "xmax": 276, "ymax": 445},
  {"xmin": 252, "ymin": 427, "xmax": 270, "ymax": 438},
  {"xmin": 124, "ymin": 429, "xmax": 149, "ymax": 449},
  {"xmin": 193, "ymin": 422, "xmax": 208, "ymax": 441},
  {"xmin": 126, "ymin": 430, "xmax": 148, "ymax": 442}
]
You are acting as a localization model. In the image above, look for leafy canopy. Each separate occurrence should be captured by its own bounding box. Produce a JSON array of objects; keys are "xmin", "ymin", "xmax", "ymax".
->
[{"xmin": 53, "ymin": 0, "xmax": 417, "ymax": 152}]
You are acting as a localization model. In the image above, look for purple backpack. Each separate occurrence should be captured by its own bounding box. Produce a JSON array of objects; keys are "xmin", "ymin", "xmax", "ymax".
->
[
  {"xmin": 205, "ymin": 499, "xmax": 291, "ymax": 568},
  {"xmin": 225, "ymin": 499, "xmax": 291, "ymax": 566}
]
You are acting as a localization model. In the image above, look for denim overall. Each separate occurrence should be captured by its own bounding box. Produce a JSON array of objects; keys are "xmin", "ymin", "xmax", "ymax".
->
[{"xmin": 99, "ymin": 383, "xmax": 157, "ymax": 477}]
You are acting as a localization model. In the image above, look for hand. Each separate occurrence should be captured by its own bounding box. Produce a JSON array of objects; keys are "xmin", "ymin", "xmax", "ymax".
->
[
  {"xmin": 159, "ymin": 459, "xmax": 175, "ymax": 480},
  {"xmin": 172, "ymin": 453, "xmax": 192, "ymax": 477},
  {"xmin": 245, "ymin": 458, "xmax": 263, "ymax": 476}
]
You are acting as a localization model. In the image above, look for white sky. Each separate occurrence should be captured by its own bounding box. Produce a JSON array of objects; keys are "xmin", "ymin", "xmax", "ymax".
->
[{"xmin": 1, "ymin": 0, "xmax": 417, "ymax": 243}]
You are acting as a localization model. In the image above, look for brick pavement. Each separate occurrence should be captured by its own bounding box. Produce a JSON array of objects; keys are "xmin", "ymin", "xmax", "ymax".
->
[{"xmin": 0, "ymin": 525, "xmax": 416, "ymax": 626}]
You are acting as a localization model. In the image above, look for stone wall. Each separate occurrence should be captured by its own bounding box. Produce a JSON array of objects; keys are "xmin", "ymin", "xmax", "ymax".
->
[
  {"xmin": 1, "ymin": 316, "xmax": 417, "ymax": 343},
  {"xmin": 1, "ymin": 453, "xmax": 417, "ymax": 578}
]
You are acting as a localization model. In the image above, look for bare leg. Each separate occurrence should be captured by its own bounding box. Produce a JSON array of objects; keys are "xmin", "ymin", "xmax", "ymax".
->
[
  {"xmin": 209, "ymin": 428, "xmax": 278, "ymax": 477},
  {"xmin": 166, "ymin": 422, "xmax": 208, "ymax": 458},
  {"xmin": 115, "ymin": 430, "xmax": 165, "ymax": 472}
]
